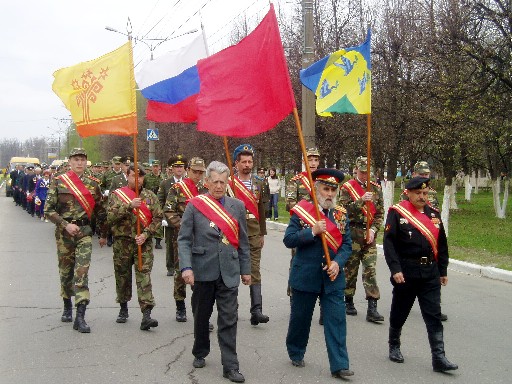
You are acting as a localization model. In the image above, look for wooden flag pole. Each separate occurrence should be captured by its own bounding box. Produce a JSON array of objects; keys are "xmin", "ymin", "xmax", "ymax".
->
[
  {"xmin": 133, "ymin": 134, "xmax": 143, "ymax": 271},
  {"xmin": 292, "ymin": 108, "xmax": 333, "ymax": 276},
  {"xmin": 223, "ymin": 136, "xmax": 236, "ymax": 197},
  {"xmin": 365, "ymin": 114, "xmax": 372, "ymax": 242}
]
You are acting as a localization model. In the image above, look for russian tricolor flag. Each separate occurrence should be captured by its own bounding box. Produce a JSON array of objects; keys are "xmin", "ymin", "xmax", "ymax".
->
[{"xmin": 136, "ymin": 34, "xmax": 207, "ymax": 123}]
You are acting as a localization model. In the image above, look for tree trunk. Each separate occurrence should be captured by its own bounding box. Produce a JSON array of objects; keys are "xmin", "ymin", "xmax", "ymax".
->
[
  {"xmin": 449, "ymin": 183, "xmax": 458, "ymax": 210},
  {"xmin": 464, "ymin": 174, "xmax": 472, "ymax": 201},
  {"xmin": 441, "ymin": 185, "xmax": 451, "ymax": 237},
  {"xmin": 382, "ymin": 180, "xmax": 395, "ymax": 225},
  {"xmin": 474, "ymin": 170, "xmax": 479, "ymax": 194},
  {"xmin": 492, "ymin": 178, "xmax": 509, "ymax": 219}
]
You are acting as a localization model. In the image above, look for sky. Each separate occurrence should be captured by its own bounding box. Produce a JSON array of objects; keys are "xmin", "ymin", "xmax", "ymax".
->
[{"xmin": 0, "ymin": 0, "xmax": 290, "ymax": 142}]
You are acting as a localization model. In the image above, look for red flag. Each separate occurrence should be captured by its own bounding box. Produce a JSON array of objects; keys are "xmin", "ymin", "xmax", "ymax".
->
[{"xmin": 196, "ymin": 4, "xmax": 296, "ymax": 137}]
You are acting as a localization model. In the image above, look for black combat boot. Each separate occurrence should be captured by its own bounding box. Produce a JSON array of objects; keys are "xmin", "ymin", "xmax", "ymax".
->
[
  {"xmin": 345, "ymin": 296, "xmax": 357, "ymax": 316},
  {"xmin": 116, "ymin": 302, "xmax": 129, "ymax": 323},
  {"xmin": 155, "ymin": 238, "xmax": 162, "ymax": 249},
  {"xmin": 140, "ymin": 307, "xmax": 158, "ymax": 330},
  {"xmin": 176, "ymin": 300, "xmax": 187, "ymax": 322},
  {"xmin": 366, "ymin": 298, "xmax": 384, "ymax": 322},
  {"xmin": 73, "ymin": 304, "xmax": 91, "ymax": 333},
  {"xmin": 61, "ymin": 298, "xmax": 73, "ymax": 322},
  {"xmin": 428, "ymin": 331, "xmax": 458, "ymax": 372},
  {"xmin": 250, "ymin": 284, "xmax": 269, "ymax": 325},
  {"xmin": 388, "ymin": 327, "xmax": 404, "ymax": 363}
]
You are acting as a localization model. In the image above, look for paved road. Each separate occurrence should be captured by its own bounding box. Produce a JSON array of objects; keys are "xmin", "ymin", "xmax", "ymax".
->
[{"xmin": 0, "ymin": 193, "xmax": 511, "ymax": 384}]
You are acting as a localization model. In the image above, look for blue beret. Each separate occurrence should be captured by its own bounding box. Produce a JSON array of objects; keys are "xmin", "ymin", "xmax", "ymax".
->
[{"xmin": 233, "ymin": 144, "xmax": 254, "ymax": 162}]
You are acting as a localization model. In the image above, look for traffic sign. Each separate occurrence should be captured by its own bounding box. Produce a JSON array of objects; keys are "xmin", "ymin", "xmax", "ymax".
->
[{"xmin": 147, "ymin": 128, "xmax": 159, "ymax": 141}]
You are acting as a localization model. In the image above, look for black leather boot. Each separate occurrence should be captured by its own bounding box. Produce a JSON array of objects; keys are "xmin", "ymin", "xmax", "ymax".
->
[
  {"xmin": 73, "ymin": 304, "xmax": 91, "ymax": 333},
  {"xmin": 388, "ymin": 327, "xmax": 404, "ymax": 363},
  {"xmin": 250, "ymin": 284, "xmax": 269, "ymax": 325},
  {"xmin": 61, "ymin": 298, "xmax": 72, "ymax": 322},
  {"xmin": 428, "ymin": 331, "xmax": 458, "ymax": 372},
  {"xmin": 155, "ymin": 238, "xmax": 162, "ymax": 249},
  {"xmin": 140, "ymin": 307, "xmax": 158, "ymax": 330},
  {"xmin": 345, "ymin": 296, "xmax": 357, "ymax": 316},
  {"xmin": 366, "ymin": 298, "xmax": 384, "ymax": 322},
  {"xmin": 176, "ymin": 300, "xmax": 187, "ymax": 322},
  {"xmin": 116, "ymin": 302, "xmax": 129, "ymax": 323}
]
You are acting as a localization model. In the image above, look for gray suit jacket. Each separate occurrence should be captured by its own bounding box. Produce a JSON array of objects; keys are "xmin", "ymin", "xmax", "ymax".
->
[{"xmin": 178, "ymin": 195, "xmax": 250, "ymax": 288}]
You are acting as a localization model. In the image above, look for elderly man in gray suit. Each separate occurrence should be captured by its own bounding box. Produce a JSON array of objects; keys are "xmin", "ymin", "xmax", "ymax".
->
[{"xmin": 178, "ymin": 161, "xmax": 251, "ymax": 383}]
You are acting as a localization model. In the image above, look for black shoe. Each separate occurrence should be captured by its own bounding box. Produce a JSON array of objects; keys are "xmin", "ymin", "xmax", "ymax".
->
[
  {"xmin": 193, "ymin": 357, "xmax": 206, "ymax": 368},
  {"xmin": 61, "ymin": 308, "xmax": 72, "ymax": 322},
  {"xmin": 291, "ymin": 360, "xmax": 305, "ymax": 367},
  {"xmin": 332, "ymin": 369, "xmax": 354, "ymax": 378},
  {"xmin": 140, "ymin": 308, "xmax": 158, "ymax": 330},
  {"xmin": 250, "ymin": 311, "xmax": 269, "ymax": 325},
  {"xmin": 433, "ymin": 356, "xmax": 458, "ymax": 372},
  {"xmin": 155, "ymin": 243, "xmax": 162, "ymax": 249},
  {"xmin": 176, "ymin": 308, "xmax": 187, "ymax": 322},
  {"xmin": 209, "ymin": 322, "xmax": 214, "ymax": 332},
  {"xmin": 440, "ymin": 312, "xmax": 448, "ymax": 321},
  {"xmin": 345, "ymin": 297, "xmax": 357, "ymax": 316},
  {"xmin": 116, "ymin": 307, "xmax": 129, "ymax": 323},
  {"xmin": 166, "ymin": 270, "xmax": 174, "ymax": 276},
  {"xmin": 223, "ymin": 369, "xmax": 245, "ymax": 383},
  {"xmin": 107, "ymin": 238, "xmax": 113, "ymax": 247},
  {"xmin": 366, "ymin": 298, "xmax": 384, "ymax": 322},
  {"xmin": 73, "ymin": 304, "xmax": 90, "ymax": 333}
]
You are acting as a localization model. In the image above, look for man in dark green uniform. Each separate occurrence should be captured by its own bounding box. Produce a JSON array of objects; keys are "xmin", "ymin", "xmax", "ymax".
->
[{"xmin": 143, "ymin": 160, "xmax": 164, "ymax": 249}]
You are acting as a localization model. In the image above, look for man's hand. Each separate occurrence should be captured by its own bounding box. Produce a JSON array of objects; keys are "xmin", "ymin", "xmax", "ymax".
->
[
  {"xmin": 135, "ymin": 233, "xmax": 147, "ymax": 245},
  {"xmin": 99, "ymin": 237, "xmax": 107, "ymax": 247},
  {"xmin": 366, "ymin": 229, "xmax": 375, "ymax": 244},
  {"xmin": 440, "ymin": 276, "xmax": 448, "ymax": 286},
  {"xmin": 362, "ymin": 192, "xmax": 374, "ymax": 201},
  {"xmin": 65, "ymin": 223, "xmax": 81, "ymax": 237},
  {"xmin": 182, "ymin": 269, "xmax": 194, "ymax": 285},
  {"xmin": 312, "ymin": 219, "xmax": 327, "ymax": 236},
  {"xmin": 393, "ymin": 272, "xmax": 405, "ymax": 284},
  {"xmin": 323, "ymin": 261, "xmax": 340, "ymax": 280},
  {"xmin": 241, "ymin": 275, "xmax": 251, "ymax": 285},
  {"xmin": 130, "ymin": 198, "xmax": 142, "ymax": 208}
]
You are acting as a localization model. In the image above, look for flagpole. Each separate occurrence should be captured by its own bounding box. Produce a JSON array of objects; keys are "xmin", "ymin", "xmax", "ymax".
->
[
  {"xmin": 366, "ymin": 113, "xmax": 372, "ymax": 242},
  {"xmin": 292, "ymin": 108, "xmax": 333, "ymax": 277},
  {"xmin": 223, "ymin": 136, "xmax": 235, "ymax": 190},
  {"xmin": 133, "ymin": 134, "xmax": 143, "ymax": 271}
]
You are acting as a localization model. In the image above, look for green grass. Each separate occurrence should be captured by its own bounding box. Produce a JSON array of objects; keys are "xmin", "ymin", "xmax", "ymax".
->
[{"xmin": 271, "ymin": 190, "xmax": 512, "ymax": 270}]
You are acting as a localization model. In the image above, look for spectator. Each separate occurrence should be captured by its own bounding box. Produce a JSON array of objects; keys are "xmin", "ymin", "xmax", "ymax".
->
[{"xmin": 267, "ymin": 168, "xmax": 281, "ymax": 220}]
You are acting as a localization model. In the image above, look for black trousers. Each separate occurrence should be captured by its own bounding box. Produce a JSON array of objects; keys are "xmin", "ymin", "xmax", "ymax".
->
[
  {"xmin": 192, "ymin": 276, "xmax": 239, "ymax": 371},
  {"xmin": 389, "ymin": 267, "xmax": 443, "ymax": 334}
]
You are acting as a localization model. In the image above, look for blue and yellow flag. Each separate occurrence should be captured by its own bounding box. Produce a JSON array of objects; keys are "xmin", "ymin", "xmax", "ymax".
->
[{"xmin": 300, "ymin": 30, "xmax": 371, "ymax": 116}]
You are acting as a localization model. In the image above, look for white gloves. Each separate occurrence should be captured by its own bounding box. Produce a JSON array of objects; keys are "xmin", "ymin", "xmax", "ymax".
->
[
  {"xmin": 103, "ymin": 189, "xmax": 110, "ymax": 197},
  {"xmin": 162, "ymin": 219, "xmax": 168, "ymax": 227}
]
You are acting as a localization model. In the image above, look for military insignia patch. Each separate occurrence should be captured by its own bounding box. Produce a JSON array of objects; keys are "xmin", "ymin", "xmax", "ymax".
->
[{"xmin": 385, "ymin": 224, "xmax": 391, "ymax": 231}]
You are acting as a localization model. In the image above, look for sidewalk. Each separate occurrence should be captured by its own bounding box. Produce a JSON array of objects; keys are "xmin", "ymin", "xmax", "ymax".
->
[{"xmin": 266, "ymin": 220, "xmax": 512, "ymax": 284}]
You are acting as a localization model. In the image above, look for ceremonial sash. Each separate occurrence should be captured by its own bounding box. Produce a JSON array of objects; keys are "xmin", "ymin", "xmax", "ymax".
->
[
  {"xmin": 58, "ymin": 171, "xmax": 95, "ymax": 218},
  {"xmin": 342, "ymin": 179, "xmax": 377, "ymax": 225},
  {"xmin": 290, "ymin": 199, "xmax": 342, "ymax": 252},
  {"xmin": 390, "ymin": 200, "xmax": 440, "ymax": 260},
  {"xmin": 176, "ymin": 178, "xmax": 199, "ymax": 201},
  {"xmin": 229, "ymin": 176, "xmax": 259, "ymax": 220},
  {"xmin": 292, "ymin": 172, "xmax": 312, "ymax": 195},
  {"xmin": 189, "ymin": 194, "xmax": 240, "ymax": 248},
  {"xmin": 112, "ymin": 187, "xmax": 153, "ymax": 228}
]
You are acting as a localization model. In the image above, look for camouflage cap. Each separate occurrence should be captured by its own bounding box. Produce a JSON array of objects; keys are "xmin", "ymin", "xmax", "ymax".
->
[
  {"xmin": 414, "ymin": 161, "xmax": 431, "ymax": 174},
  {"xmin": 355, "ymin": 156, "xmax": 368, "ymax": 172},
  {"xmin": 152, "ymin": 160, "xmax": 160, "ymax": 166},
  {"xmin": 306, "ymin": 147, "xmax": 320, "ymax": 157},
  {"xmin": 69, "ymin": 148, "xmax": 87, "ymax": 158},
  {"xmin": 189, "ymin": 157, "xmax": 206, "ymax": 171},
  {"xmin": 93, "ymin": 162, "xmax": 102, "ymax": 167},
  {"xmin": 112, "ymin": 156, "xmax": 122, "ymax": 163},
  {"xmin": 142, "ymin": 162, "xmax": 150, "ymax": 168},
  {"xmin": 102, "ymin": 161, "xmax": 110, "ymax": 166}
]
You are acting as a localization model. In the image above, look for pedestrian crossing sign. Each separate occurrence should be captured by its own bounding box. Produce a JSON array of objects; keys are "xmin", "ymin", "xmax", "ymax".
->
[{"xmin": 147, "ymin": 128, "xmax": 159, "ymax": 141}]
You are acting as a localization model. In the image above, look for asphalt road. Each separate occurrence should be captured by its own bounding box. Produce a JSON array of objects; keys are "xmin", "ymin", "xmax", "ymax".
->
[{"xmin": 0, "ymin": 193, "xmax": 511, "ymax": 384}]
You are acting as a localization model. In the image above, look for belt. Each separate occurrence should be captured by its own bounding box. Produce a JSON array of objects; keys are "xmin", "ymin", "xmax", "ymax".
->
[
  {"xmin": 405, "ymin": 256, "xmax": 433, "ymax": 265},
  {"xmin": 246, "ymin": 213, "xmax": 256, "ymax": 219},
  {"xmin": 69, "ymin": 218, "xmax": 90, "ymax": 227}
]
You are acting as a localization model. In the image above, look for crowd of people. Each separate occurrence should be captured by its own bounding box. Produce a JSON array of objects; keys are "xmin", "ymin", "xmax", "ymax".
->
[{"xmin": 8, "ymin": 147, "xmax": 458, "ymax": 382}]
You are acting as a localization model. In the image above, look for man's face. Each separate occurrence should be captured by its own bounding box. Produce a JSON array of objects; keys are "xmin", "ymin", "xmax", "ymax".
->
[
  {"xmin": 69, "ymin": 155, "xmax": 87, "ymax": 175},
  {"xmin": 316, "ymin": 183, "xmax": 338, "ymax": 209},
  {"xmin": 121, "ymin": 163, "xmax": 130, "ymax": 173},
  {"xmin": 166, "ymin": 166, "xmax": 173, "ymax": 177},
  {"xmin": 235, "ymin": 154, "xmax": 253, "ymax": 175},
  {"xmin": 206, "ymin": 171, "xmax": 228, "ymax": 200},
  {"xmin": 112, "ymin": 162, "xmax": 121, "ymax": 172},
  {"xmin": 188, "ymin": 168, "xmax": 205, "ymax": 184},
  {"xmin": 127, "ymin": 170, "xmax": 144, "ymax": 189},
  {"xmin": 307, "ymin": 155, "xmax": 320, "ymax": 172},
  {"xmin": 257, "ymin": 169, "xmax": 265, "ymax": 178},
  {"xmin": 152, "ymin": 165, "xmax": 160, "ymax": 175},
  {"xmin": 407, "ymin": 187, "xmax": 430, "ymax": 210},
  {"xmin": 172, "ymin": 164, "xmax": 185, "ymax": 178},
  {"xmin": 356, "ymin": 169, "xmax": 368, "ymax": 183}
]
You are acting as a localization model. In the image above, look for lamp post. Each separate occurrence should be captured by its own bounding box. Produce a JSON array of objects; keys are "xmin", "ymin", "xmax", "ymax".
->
[{"xmin": 105, "ymin": 21, "xmax": 197, "ymax": 163}]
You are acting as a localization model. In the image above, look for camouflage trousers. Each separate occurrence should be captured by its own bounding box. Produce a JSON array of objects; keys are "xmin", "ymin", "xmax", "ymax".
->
[
  {"xmin": 172, "ymin": 231, "xmax": 186, "ymax": 301},
  {"xmin": 249, "ymin": 235, "xmax": 263, "ymax": 284},
  {"xmin": 55, "ymin": 227, "xmax": 93, "ymax": 305},
  {"xmin": 344, "ymin": 240, "xmax": 380, "ymax": 300},
  {"xmin": 165, "ymin": 227, "xmax": 176, "ymax": 272},
  {"xmin": 113, "ymin": 237, "xmax": 155, "ymax": 311},
  {"xmin": 154, "ymin": 225, "xmax": 163, "ymax": 241}
]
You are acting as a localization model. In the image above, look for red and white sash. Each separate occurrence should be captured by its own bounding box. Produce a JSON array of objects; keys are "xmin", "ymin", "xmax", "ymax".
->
[
  {"xmin": 342, "ymin": 179, "xmax": 377, "ymax": 225},
  {"xmin": 230, "ymin": 176, "xmax": 259, "ymax": 220},
  {"xmin": 290, "ymin": 199, "xmax": 342, "ymax": 252},
  {"xmin": 112, "ymin": 187, "xmax": 153, "ymax": 228},
  {"xmin": 176, "ymin": 178, "xmax": 199, "ymax": 201},
  {"xmin": 291, "ymin": 171, "xmax": 312, "ymax": 195},
  {"xmin": 58, "ymin": 171, "xmax": 95, "ymax": 218}
]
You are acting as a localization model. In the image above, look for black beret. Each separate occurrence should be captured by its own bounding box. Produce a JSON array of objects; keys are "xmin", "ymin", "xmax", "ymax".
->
[{"xmin": 405, "ymin": 176, "xmax": 430, "ymax": 190}]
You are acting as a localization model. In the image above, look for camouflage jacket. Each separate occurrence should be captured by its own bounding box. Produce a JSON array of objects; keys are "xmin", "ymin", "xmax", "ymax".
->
[
  {"xmin": 339, "ymin": 179, "xmax": 384, "ymax": 234},
  {"xmin": 285, "ymin": 172, "xmax": 312, "ymax": 211},
  {"xmin": 164, "ymin": 179, "xmax": 208, "ymax": 228},
  {"xmin": 400, "ymin": 188, "xmax": 439, "ymax": 210},
  {"xmin": 143, "ymin": 172, "xmax": 163, "ymax": 194},
  {"xmin": 101, "ymin": 169, "xmax": 122, "ymax": 191},
  {"xmin": 157, "ymin": 177, "xmax": 181, "ymax": 208},
  {"xmin": 44, "ymin": 172, "xmax": 106, "ymax": 236},
  {"xmin": 109, "ymin": 173, "xmax": 128, "ymax": 192},
  {"xmin": 107, "ymin": 188, "xmax": 163, "ymax": 239}
]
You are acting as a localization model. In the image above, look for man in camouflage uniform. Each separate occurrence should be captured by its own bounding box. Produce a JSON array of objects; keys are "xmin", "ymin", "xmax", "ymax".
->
[
  {"xmin": 164, "ymin": 157, "xmax": 208, "ymax": 322},
  {"xmin": 107, "ymin": 164, "xmax": 162, "ymax": 330},
  {"xmin": 101, "ymin": 156, "xmax": 122, "ymax": 192},
  {"xmin": 157, "ymin": 155, "xmax": 187, "ymax": 276},
  {"xmin": 339, "ymin": 156, "xmax": 384, "ymax": 323},
  {"xmin": 143, "ymin": 160, "xmax": 164, "ymax": 249},
  {"xmin": 109, "ymin": 156, "xmax": 132, "ymax": 191},
  {"xmin": 230, "ymin": 144, "xmax": 269, "ymax": 326},
  {"xmin": 45, "ymin": 148, "xmax": 107, "ymax": 333}
]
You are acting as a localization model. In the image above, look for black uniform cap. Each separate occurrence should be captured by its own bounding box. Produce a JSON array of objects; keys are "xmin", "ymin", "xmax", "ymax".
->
[{"xmin": 405, "ymin": 176, "xmax": 430, "ymax": 190}]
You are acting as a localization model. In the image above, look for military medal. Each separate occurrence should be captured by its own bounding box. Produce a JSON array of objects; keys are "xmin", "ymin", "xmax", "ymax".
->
[
  {"xmin": 210, "ymin": 221, "xmax": 215, "ymax": 228},
  {"xmin": 221, "ymin": 235, "xmax": 229, "ymax": 245}
]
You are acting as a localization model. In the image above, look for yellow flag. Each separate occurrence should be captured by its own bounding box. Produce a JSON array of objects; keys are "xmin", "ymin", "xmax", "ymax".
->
[{"xmin": 52, "ymin": 42, "xmax": 137, "ymax": 137}]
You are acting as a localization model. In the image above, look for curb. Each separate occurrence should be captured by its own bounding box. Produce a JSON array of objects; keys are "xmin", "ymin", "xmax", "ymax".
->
[{"xmin": 266, "ymin": 220, "xmax": 512, "ymax": 284}]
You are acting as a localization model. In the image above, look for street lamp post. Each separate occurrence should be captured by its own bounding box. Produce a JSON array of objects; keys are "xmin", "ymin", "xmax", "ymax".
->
[{"xmin": 105, "ymin": 21, "xmax": 197, "ymax": 163}]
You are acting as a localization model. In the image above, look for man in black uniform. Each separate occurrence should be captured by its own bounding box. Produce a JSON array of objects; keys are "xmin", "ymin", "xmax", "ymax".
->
[{"xmin": 383, "ymin": 176, "xmax": 458, "ymax": 372}]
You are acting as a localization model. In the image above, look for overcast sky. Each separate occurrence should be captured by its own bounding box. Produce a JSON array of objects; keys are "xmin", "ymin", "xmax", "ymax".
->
[{"xmin": 0, "ymin": 0, "xmax": 290, "ymax": 142}]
